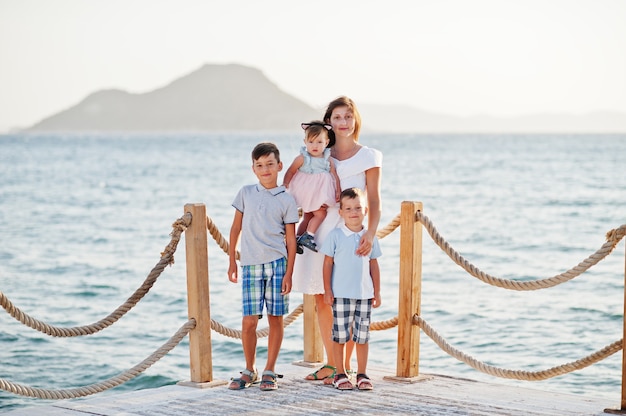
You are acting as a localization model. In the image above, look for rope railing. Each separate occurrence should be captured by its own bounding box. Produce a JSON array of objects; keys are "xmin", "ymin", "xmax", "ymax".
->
[
  {"xmin": 414, "ymin": 314, "xmax": 623, "ymax": 381},
  {"xmin": 417, "ymin": 211, "xmax": 626, "ymax": 291},
  {"xmin": 0, "ymin": 319, "xmax": 196, "ymax": 399},
  {"xmin": 1, "ymin": 204, "xmax": 624, "ymax": 403},
  {"xmin": 0, "ymin": 214, "xmax": 191, "ymax": 337}
]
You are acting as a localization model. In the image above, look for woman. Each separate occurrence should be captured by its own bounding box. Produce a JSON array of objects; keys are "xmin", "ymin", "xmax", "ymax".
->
[{"xmin": 292, "ymin": 96, "xmax": 382, "ymax": 384}]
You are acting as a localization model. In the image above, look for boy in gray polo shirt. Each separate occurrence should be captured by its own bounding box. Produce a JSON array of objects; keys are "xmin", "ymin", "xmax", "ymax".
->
[
  {"xmin": 227, "ymin": 142, "xmax": 299, "ymax": 391},
  {"xmin": 322, "ymin": 187, "xmax": 382, "ymax": 391}
]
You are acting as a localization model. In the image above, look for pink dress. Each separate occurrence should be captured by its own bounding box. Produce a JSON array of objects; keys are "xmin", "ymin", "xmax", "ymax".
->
[{"xmin": 288, "ymin": 147, "xmax": 336, "ymax": 213}]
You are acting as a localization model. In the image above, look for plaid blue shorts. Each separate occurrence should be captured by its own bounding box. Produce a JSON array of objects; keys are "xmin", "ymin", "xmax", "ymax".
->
[
  {"xmin": 332, "ymin": 298, "xmax": 372, "ymax": 344},
  {"xmin": 241, "ymin": 257, "xmax": 289, "ymax": 317}
]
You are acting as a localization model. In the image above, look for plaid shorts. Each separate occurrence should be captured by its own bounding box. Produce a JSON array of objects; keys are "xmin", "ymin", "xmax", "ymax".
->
[
  {"xmin": 241, "ymin": 257, "xmax": 289, "ymax": 317},
  {"xmin": 332, "ymin": 298, "xmax": 372, "ymax": 344}
]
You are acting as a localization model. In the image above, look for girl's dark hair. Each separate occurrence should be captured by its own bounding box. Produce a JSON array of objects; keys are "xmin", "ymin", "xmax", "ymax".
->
[
  {"xmin": 251, "ymin": 142, "xmax": 280, "ymax": 163},
  {"xmin": 302, "ymin": 120, "xmax": 335, "ymax": 148}
]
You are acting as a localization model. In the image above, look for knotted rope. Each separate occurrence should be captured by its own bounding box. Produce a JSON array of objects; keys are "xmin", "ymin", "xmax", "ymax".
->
[
  {"xmin": 0, "ymin": 319, "xmax": 195, "ymax": 399},
  {"xmin": 414, "ymin": 315, "xmax": 622, "ymax": 381},
  {"xmin": 417, "ymin": 212, "xmax": 626, "ymax": 290},
  {"xmin": 0, "ymin": 214, "xmax": 191, "ymax": 336}
]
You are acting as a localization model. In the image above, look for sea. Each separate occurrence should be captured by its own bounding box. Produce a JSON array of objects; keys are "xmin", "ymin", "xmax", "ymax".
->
[{"xmin": 0, "ymin": 132, "xmax": 625, "ymax": 412}]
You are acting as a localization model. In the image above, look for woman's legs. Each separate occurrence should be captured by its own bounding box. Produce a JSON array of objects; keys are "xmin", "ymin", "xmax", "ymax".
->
[
  {"xmin": 304, "ymin": 293, "xmax": 336, "ymax": 381},
  {"xmin": 315, "ymin": 293, "xmax": 335, "ymax": 365}
]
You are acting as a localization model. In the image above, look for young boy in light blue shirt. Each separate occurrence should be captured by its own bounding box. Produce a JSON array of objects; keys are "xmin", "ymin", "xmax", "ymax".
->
[{"xmin": 322, "ymin": 187, "xmax": 382, "ymax": 391}]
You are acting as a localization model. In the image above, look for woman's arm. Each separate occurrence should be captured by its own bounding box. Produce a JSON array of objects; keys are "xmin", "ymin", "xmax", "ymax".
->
[
  {"xmin": 282, "ymin": 155, "xmax": 304, "ymax": 188},
  {"xmin": 357, "ymin": 166, "xmax": 381, "ymax": 256}
]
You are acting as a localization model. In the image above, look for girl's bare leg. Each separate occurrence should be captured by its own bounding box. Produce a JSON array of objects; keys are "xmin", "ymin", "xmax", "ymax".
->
[
  {"xmin": 306, "ymin": 206, "xmax": 328, "ymax": 235},
  {"xmin": 297, "ymin": 212, "xmax": 313, "ymax": 236}
]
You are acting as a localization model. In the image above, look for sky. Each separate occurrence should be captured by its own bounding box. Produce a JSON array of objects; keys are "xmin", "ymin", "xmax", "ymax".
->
[{"xmin": 1, "ymin": 0, "xmax": 625, "ymax": 132}]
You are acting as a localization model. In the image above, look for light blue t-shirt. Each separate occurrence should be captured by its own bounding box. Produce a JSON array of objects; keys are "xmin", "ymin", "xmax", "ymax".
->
[
  {"xmin": 320, "ymin": 225, "xmax": 382, "ymax": 299},
  {"xmin": 232, "ymin": 183, "xmax": 299, "ymax": 266}
]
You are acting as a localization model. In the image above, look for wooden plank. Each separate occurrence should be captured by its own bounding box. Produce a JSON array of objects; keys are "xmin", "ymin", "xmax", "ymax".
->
[{"xmin": 6, "ymin": 364, "xmax": 614, "ymax": 415}]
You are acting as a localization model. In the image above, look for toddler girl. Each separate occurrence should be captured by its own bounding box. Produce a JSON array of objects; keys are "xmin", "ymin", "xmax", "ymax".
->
[{"xmin": 284, "ymin": 121, "xmax": 340, "ymax": 252}]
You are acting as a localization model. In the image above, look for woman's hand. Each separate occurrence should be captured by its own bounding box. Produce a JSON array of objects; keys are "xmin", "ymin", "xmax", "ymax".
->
[{"xmin": 356, "ymin": 229, "xmax": 375, "ymax": 256}]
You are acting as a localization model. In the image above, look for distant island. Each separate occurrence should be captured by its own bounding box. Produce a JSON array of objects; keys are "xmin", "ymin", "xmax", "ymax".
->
[{"xmin": 25, "ymin": 63, "xmax": 626, "ymax": 133}]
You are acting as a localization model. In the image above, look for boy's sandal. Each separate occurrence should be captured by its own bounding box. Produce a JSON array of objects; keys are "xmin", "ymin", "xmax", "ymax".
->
[
  {"xmin": 356, "ymin": 373, "xmax": 373, "ymax": 391},
  {"xmin": 228, "ymin": 368, "xmax": 257, "ymax": 390},
  {"xmin": 325, "ymin": 368, "xmax": 349, "ymax": 385},
  {"xmin": 259, "ymin": 370, "xmax": 282, "ymax": 391},
  {"xmin": 333, "ymin": 373, "xmax": 354, "ymax": 390},
  {"xmin": 305, "ymin": 364, "xmax": 336, "ymax": 381}
]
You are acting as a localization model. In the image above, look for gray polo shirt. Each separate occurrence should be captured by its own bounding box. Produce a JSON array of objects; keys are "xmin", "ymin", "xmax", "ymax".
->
[{"xmin": 232, "ymin": 183, "xmax": 299, "ymax": 266}]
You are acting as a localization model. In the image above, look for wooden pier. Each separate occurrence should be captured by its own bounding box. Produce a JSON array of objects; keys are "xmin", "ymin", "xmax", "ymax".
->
[{"xmin": 4, "ymin": 363, "xmax": 617, "ymax": 415}]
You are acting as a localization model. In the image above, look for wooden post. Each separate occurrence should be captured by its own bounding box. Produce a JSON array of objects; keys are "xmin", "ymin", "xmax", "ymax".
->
[
  {"xmin": 607, "ymin": 242, "xmax": 626, "ymax": 414},
  {"xmin": 622, "ymin": 241, "xmax": 626, "ymax": 410},
  {"xmin": 396, "ymin": 201, "xmax": 423, "ymax": 378},
  {"xmin": 184, "ymin": 203, "xmax": 213, "ymax": 383},
  {"xmin": 302, "ymin": 294, "xmax": 324, "ymax": 363}
]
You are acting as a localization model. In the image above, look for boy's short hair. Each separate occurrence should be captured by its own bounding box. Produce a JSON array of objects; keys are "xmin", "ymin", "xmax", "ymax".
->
[
  {"xmin": 252, "ymin": 142, "xmax": 281, "ymax": 163},
  {"xmin": 339, "ymin": 187, "xmax": 364, "ymax": 208}
]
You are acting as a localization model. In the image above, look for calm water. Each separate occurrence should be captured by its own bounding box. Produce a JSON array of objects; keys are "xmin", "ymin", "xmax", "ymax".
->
[{"xmin": 0, "ymin": 132, "xmax": 625, "ymax": 411}]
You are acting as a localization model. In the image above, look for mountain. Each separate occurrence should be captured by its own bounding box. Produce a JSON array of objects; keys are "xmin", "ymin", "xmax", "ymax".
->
[
  {"xmin": 27, "ymin": 64, "xmax": 319, "ymax": 132},
  {"xmin": 26, "ymin": 63, "xmax": 626, "ymax": 133},
  {"xmin": 358, "ymin": 104, "xmax": 626, "ymax": 133}
]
